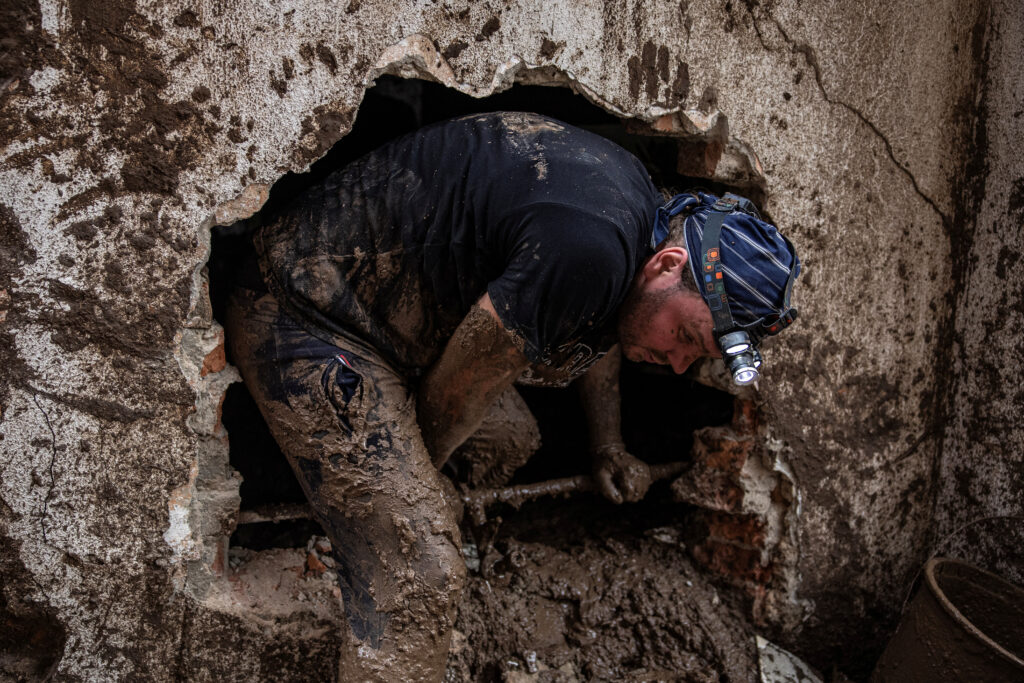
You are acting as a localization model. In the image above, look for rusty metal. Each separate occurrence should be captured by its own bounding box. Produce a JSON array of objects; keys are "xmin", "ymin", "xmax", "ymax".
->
[
  {"xmin": 236, "ymin": 461, "xmax": 690, "ymax": 528},
  {"xmin": 236, "ymin": 502, "xmax": 313, "ymax": 525},
  {"xmin": 461, "ymin": 461, "xmax": 688, "ymax": 526}
]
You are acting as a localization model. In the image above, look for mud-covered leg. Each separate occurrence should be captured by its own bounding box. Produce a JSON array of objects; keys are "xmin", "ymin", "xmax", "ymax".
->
[
  {"xmin": 225, "ymin": 290, "xmax": 465, "ymax": 682},
  {"xmin": 451, "ymin": 386, "xmax": 540, "ymax": 488},
  {"xmin": 316, "ymin": 364, "xmax": 466, "ymax": 682}
]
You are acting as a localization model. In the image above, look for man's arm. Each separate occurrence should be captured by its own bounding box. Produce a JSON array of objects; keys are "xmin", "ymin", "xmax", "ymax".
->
[
  {"xmin": 577, "ymin": 345, "xmax": 652, "ymax": 503},
  {"xmin": 418, "ymin": 292, "xmax": 531, "ymax": 469}
]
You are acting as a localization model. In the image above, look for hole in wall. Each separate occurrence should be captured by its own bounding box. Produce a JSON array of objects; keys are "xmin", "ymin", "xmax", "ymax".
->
[
  {"xmin": 0, "ymin": 537, "xmax": 67, "ymax": 679},
  {"xmin": 209, "ymin": 75, "xmax": 744, "ymax": 552}
]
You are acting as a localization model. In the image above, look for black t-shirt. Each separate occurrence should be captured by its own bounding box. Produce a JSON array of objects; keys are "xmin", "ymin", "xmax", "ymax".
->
[{"xmin": 255, "ymin": 112, "xmax": 661, "ymax": 379}]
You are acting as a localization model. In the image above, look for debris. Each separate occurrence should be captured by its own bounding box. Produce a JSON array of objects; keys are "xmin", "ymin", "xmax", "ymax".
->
[
  {"xmin": 462, "ymin": 540, "xmax": 481, "ymax": 572},
  {"xmin": 237, "ymin": 502, "xmax": 312, "ymax": 525},
  {"xmin": 756, "ymin": 635, "xmax": 823, "ymax": 683},
  {"xmin": 305, "ymin": 552, "xmax": 327, "ymax": 577},
  {"xmin": 644, "ymin": 526, "xmax": 685, "ymax": 547}
]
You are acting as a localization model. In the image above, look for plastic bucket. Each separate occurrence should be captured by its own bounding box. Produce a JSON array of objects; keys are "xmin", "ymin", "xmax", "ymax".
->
[{"xmin": 872, "ymin": 557, "xmax": 1024, "ymax": 681}]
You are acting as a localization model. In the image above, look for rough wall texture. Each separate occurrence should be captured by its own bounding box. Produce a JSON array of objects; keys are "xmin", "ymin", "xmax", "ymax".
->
[
  {"xmin": 0, "ymin": 0, "xmax": 1011, "ymax": 679},
  {"xmin": 936, "ymin": 0, "xmax": 1024, "ymax": 584}
]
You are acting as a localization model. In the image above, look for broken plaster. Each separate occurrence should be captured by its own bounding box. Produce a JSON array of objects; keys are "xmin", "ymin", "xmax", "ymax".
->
[
  {"xmin": 759, "ymin": 431, "xmax": 811, "ymax": 630},
  {"xmin": 368, "ymin": 33, "xmax": 746, "ymax": 140}
]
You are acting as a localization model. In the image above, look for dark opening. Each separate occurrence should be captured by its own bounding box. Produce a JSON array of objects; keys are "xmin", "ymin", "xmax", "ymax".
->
[{"xmin": 209, "ymin": 76, "xmax": 737, "ymax": 551}]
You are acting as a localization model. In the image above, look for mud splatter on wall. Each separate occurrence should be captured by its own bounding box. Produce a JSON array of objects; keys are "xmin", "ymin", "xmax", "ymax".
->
[
  {"xmin": 935, "ymin": 0, "xmax": 1024, "ymax": 591},
  {"xmin": 0, "ymin": 0, "xmax": 1019, "ymax": 679}
]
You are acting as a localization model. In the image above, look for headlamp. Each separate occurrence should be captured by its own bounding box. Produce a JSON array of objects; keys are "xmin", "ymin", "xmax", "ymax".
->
[
  {"xmin": 720, "ymin": 331, "xmax": 752, "ymax": 356},
  {"xmin": 720, "ymin": 330, "xmax": 760, "ymax": 385},
  {"xmin": 663, "ymin": 191, "xmax": 799, "ymax": 388}
]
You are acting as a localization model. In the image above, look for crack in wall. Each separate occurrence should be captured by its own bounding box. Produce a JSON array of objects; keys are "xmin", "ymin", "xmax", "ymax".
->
[
  {"xmin": 741, "ymin": 2, "xmax": 952, "ymax": 230},
  {"xmin": 883, "ymin": 431, "xmax": 930, "ymax": 470},
  {"xmin": 31, "ymin": 393, "xmax": 58, "ymax": 546}
]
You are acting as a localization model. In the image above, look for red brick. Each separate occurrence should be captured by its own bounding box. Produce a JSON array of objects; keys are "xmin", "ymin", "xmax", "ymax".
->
[
  {"xmin": 704, "ymin": 512, "xmax": 767, "ymax": 547},
  {"xmin": 671, "ymin": 426, "xmax": 756, "ymax": 512},
  {"xmin": 200, "ymin": 339, "xmax": 226, "ymax": 376},
  {"xmin": 305, "ymin": 552, "xmax": 327, "ymax": 577},
  {"xmin": 731, "ymin": 398, "xmax": 758, "ymax": 435},
  {"xmin": 693, "ymin": 540, "xmax": 773, "ymax": 585}
]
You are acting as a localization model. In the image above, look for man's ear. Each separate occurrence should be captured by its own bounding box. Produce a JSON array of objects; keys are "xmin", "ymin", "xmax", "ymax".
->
[{"xmin": 643, "ymin": 247, "xmax": 689, "ymax": 278}]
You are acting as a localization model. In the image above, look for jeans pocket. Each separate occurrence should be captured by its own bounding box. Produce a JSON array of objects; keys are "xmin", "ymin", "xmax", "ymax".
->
[{"xmin": 320, "ymin": 353, "xmax": 363, "ymax": 435}]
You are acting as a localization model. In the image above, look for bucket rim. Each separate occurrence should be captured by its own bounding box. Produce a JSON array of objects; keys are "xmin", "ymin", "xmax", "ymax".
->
[{"xmin": 925, "ymin": 557, "xmax": 1024, "ymax": 668}]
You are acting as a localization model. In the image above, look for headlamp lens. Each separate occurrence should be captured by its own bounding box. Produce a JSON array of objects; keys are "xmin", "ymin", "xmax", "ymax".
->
[{"xmin": 733, "ymin": 367, "xmax": 759, "ymax": 385}]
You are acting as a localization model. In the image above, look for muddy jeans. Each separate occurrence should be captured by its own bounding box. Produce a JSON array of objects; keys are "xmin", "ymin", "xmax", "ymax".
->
[{"xmin": 225, "ymin": 286, "xmax": 467, "ymax": 681}]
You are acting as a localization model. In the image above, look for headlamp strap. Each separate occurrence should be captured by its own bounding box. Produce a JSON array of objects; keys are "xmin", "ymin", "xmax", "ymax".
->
[
  {"xmin": 759, "ymin": 233, "xmax": 800, "ymax": 338},
  {"xmin": 699, "ymin": 196, "xmax": 739, "ymax": 337}
]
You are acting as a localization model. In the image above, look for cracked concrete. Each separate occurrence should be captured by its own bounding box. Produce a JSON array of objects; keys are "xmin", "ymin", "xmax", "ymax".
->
[
  {"xmin": 741, "ymin": 1, "xmax": 953, "ymax": 228},
  {"xmin": 29, "ymin": 394, "xmax": 59, "ymax": 547},
  {"xmin": 0, "ymin": 0, "xmax": 1017, "ymax": 678}
]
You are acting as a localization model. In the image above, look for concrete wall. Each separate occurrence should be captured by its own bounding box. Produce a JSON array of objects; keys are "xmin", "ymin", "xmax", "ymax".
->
[
  {"xmin": 936, "ymin": 0, "xmax": 1024, "ymax": 585},
  {"xmin": 0, "ymin": 0, "xmax": 1007, "ymax": 678}
]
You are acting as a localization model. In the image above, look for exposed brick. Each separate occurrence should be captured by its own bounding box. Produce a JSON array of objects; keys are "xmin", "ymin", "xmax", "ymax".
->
[
  {"xmin": 671, "ymin": 425, "xmax": 755, "ymax": 512},
  {"xmin": 200, "ymin": 336, "xmax": 226, "ymax": 376},
  {"xmin": 209, "ymin": 537, "xmax": 227, "ymax": 576},
  {"xmin": 693, "ymin": 539, "xmax": 773, "ymax": 585},
  {"xmin": 676, "ymin": 138, "xmax": 723, "ymax": 178},
  {"xmin": 704, "ymin": 511, "xmax": 767, "ymax": 547},
  {"xmin": 305, "ymin": 552, "xmax": 327, "ymax": 577},
  {"xmin": 731, "ymin": 397, "xmax": 758, "ymax": 434}
]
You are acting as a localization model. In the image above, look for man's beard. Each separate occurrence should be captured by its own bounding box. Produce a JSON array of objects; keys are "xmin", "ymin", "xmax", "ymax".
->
[{"xmin": 617, "ymin": 281, "xmax": 677, "ymax": 348}]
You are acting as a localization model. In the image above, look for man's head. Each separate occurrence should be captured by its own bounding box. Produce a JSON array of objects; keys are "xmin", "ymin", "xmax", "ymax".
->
[
  {"xmin": 617, "ymin": 243, "xmax": 717, "ymax": 373},
  {"xmin": 618, "ymin": 192, "xmax": 800, "ymax": 377}
]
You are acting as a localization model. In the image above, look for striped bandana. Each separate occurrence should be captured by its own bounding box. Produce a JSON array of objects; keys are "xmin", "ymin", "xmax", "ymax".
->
[{"xmin": 653, "ymin": 191, "xmax": 801, "ymax": 331}]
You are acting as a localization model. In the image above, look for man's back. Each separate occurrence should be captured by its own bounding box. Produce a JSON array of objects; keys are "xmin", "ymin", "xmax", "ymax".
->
[{"xmin": 255, "ymin": 111, "xmax": 661, "ymax": 374}]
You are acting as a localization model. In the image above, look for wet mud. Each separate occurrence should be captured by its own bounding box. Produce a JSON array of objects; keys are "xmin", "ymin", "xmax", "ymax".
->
[
  {"xmin": 448, "ymin": 496, "xmax": 758, "ymax": 682},
  {"xmin": 225, "ymin": 287, "xmax": 466, "ymax": 682},
  {"xmin": 451, "ymin": 387, "xmax": 541, "ymax": 489}
]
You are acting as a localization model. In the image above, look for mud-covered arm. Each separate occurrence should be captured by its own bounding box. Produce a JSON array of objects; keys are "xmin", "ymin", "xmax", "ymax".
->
[
  {"xmin": 418, "ymin": 292, "xmax": 531, "ymax": 469},
  {"xmin": 577, "ymin": 345, "xmax": 651, "ymax": 503}
]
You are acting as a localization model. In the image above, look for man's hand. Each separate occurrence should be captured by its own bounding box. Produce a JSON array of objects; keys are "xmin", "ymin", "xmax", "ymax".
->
[
  {"xmin": 576, "ymin": 346, "xmax": 651, "ymax": 504},
  {"xmin": 592, "ymin": 444, "xmax": 652, "ymax": 504}
]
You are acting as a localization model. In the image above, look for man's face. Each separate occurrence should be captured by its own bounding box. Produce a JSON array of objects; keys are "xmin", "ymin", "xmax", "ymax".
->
[{"xmin": 617, "ymin": 247, "xmax": 720, "ymax": 374}]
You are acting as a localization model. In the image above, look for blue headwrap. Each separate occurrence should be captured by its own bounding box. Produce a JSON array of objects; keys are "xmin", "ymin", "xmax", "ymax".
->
[{"xmin": 653, "ymin": 191, "xmax": 801, "ymax": 330}]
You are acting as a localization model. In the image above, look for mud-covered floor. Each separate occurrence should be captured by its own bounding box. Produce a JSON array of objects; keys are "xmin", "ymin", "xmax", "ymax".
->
[
  {"xmin": 449, "ymin": 494, "xmax": 757, "ymax": 682},
  {"xmin": 222, "ymin": 366, "xmax": 752, "ymax": 681}
]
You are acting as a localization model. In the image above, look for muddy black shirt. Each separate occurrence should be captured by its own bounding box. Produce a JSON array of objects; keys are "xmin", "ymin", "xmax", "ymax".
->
[{"xmin": 255, "ymin": 112, "xmax": 661, "ymax": 378}]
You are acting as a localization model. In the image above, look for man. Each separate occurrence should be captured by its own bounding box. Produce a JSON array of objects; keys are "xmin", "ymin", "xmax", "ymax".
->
[{"xmin": 224, "ymin": 111, "xmax": 799, "ymax": 681}]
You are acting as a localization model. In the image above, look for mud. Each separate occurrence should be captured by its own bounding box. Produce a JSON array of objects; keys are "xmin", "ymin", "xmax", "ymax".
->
[
  {"xmin": 0, "ymin": 533, "xmax": 67, "ymax": 680},
  {"xmin": 498, "ymin": 112, "xmax": 564, "ymax": 182},
  {"xmin": 226, "ymin": 287, "xmax": 466, "ymax": 682},
  {"xmin": 417, "ymin": 302, "xmax": 531, "ymax": 467},
  {"xmin": 449, "ymin": 496, "xmax": 758, "ymax": 681},
  {"xmin": 451, "ymin": 387, "xmax": 541, "ymax": 489},
  {"xmin": 0, "ymin": 202, "xmax": 38, "ymax": 410}
]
